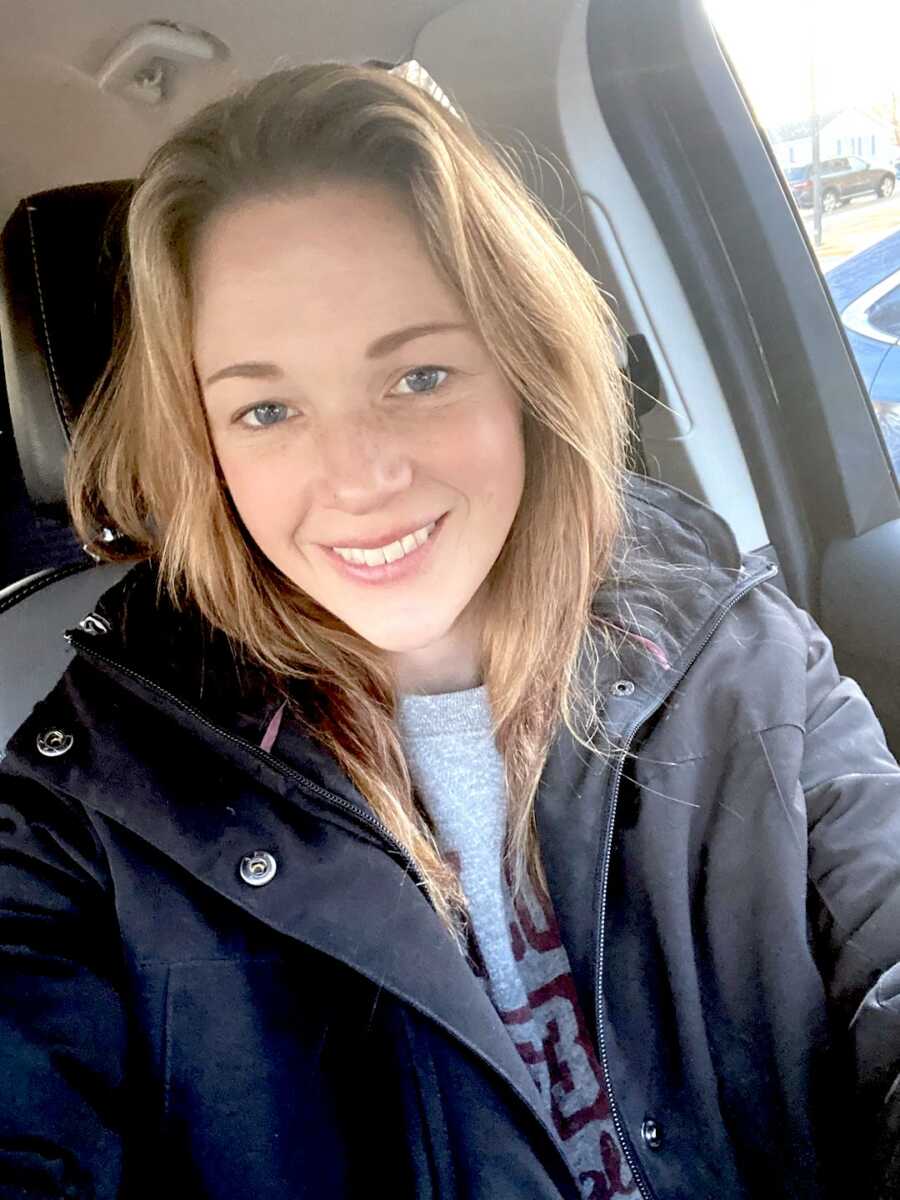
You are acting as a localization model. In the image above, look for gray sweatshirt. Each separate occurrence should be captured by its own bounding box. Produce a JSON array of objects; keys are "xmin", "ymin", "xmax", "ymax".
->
[{"xmin": 396, "ymin": 684, "xmax": 635, "ymax": 1200}]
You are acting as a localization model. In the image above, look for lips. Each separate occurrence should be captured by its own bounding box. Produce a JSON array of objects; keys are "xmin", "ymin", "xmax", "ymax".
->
[
  {"xmin": 321, "ymin": 513, "xmax": 447, "ymax": 553},
  {"xmin": 321, "ymin": 510, "xmax": 448, "ymax": 585}
]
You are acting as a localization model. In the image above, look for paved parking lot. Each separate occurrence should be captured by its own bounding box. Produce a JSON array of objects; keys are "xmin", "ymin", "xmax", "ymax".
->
[{"xmin": 801, "ymin": 189, "xmax": 900, "ymax": 270}]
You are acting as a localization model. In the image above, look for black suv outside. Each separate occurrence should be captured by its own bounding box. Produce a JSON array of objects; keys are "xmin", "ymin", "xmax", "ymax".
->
[{"xmin": 787, "ymin": 155, "xmax": 896, "ymax": 212}]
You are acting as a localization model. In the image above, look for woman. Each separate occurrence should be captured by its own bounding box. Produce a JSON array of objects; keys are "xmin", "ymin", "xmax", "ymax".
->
[{"xmin": 2, "ymin": 63, "xmax": 899, "ymax": 1200}]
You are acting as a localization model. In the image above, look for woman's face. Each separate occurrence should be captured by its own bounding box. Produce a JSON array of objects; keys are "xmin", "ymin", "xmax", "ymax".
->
[{"xmin": 192, "ymin": 183, "xmax": 526, "ymax": 693}]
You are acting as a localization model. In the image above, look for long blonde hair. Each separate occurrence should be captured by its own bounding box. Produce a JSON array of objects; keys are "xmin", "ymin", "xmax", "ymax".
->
[{"xmin": 67, "ymin": 63, "xmax": 633, "ymax": 952}]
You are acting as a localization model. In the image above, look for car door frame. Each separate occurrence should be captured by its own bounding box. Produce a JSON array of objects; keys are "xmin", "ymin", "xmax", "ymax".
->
[{"xmin": 585, "ymin": 0, "xmax": 900, "ymax": 751}]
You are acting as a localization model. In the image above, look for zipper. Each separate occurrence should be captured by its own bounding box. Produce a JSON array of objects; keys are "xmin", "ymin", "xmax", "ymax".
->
[
  {"xmin": 65, "ymin": 631, "xmax": 436, "ymax": 910},
  {"xmin": 592, "ymin": 559, "xmax": 779, "ymax": 1200}
]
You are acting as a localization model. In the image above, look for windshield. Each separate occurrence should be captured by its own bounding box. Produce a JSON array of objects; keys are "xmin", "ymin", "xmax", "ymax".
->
[{"xmin": 785, "ymin": 166, "xmax": 809, "ymax": 182}]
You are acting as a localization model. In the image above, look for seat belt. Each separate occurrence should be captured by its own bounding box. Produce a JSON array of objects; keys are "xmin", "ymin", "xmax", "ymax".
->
[{"xmin": 622, "ymin": 333, "xmax": 660, "ymax": 476}]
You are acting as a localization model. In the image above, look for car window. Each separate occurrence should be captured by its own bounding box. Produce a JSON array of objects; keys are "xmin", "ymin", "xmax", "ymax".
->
[
  {"xmin": 707, "ymin": 0, "xmax": 900, "ymax": 481},
  {"xmin": 785, "ymin": 166, "xmax": 808, "ymax": 182}
]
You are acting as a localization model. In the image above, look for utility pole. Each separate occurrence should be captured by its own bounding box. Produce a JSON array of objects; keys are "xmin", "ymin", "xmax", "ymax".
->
[{"xmin": 809, "ymin": 27, "xmax": 822, "ymax": 246}]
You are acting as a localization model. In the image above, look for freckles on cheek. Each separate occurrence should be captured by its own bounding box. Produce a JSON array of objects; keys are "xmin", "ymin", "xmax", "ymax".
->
[
  {"xmin": 217, "ymin": 454, "xmax": 293, "ymax": 542},
  {"xmin": 461, "ymin": 403, "xmax": 525, "ymax": 479}
]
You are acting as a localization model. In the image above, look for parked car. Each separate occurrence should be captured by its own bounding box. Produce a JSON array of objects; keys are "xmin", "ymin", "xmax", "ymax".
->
[
  {"xmin": 787, "ymin": 155, "xmax": 896, "ymax": 212},
  {"xmin": 826, "ymin": 228, "xmax": 900, "ymax": 469}
]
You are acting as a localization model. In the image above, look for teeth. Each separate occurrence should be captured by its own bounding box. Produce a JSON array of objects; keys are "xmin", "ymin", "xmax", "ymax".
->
[{"xmin": 333, "ymin": 520, "xmax": 437, "ymax": 566}]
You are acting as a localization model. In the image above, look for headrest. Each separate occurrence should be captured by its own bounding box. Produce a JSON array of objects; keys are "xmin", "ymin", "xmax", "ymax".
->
[{"xmin": 0, "ymin": 180, "xmax": 134, "ymax": 516}]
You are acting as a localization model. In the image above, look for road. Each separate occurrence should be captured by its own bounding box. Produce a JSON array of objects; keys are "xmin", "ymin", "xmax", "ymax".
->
[{"xmin": 800, "ymin": 188, "xmax": 900, "ymax": 270}]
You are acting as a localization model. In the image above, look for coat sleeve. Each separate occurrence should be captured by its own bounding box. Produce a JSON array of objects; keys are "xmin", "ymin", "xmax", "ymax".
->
[
  {"xmin": 0, "ymin": 770, "xmax": 125, "ymax": 1199},
  {"xmin": 799, "ymin": 609, "xmax": 900, "ymax": 1198}
]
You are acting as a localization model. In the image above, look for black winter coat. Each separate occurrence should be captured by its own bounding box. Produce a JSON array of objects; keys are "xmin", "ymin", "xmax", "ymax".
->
[{"xmin": 3, "ymin": 474, "xmax": 900, "ymax": 1200}]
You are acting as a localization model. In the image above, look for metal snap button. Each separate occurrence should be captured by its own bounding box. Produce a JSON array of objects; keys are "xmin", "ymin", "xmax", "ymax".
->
[
  {"xmin": 612, "ymin": 679, "xmax": 635, "ymax": 697},
  {"xmin": 36, "ymin": 729, "xmax": 74, "ymax": 757},
  {"xmin": 78, "ymin": 613, "xmax": 111, "ymax": 636},
  {"xmin": 239, "ymin": 850, "xmax": 278, "ymax": 887},
  {"xmin": 641, "ymin": 1117, "xmax": 662, "ymax": 1150}
]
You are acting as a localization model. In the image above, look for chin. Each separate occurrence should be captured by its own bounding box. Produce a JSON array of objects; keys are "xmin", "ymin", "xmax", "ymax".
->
[
  {"xmin": 352, "ymin": 622, "xmax": 450, "ymax": 655},
  {"xmin": 348, "ymin": 609, "xmax": 458, "ymax": 657}
]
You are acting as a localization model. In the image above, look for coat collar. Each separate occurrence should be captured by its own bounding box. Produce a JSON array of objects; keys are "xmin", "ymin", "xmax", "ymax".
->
[{"xmin": 29, "ymin": 471, "xmax": 776, "ymax": 968}]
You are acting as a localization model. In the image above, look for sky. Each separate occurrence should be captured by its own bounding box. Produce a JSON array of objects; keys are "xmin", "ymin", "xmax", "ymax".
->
[{"xmin": 703, "ymin": 0, "xmax": 900, "ymax": 129}]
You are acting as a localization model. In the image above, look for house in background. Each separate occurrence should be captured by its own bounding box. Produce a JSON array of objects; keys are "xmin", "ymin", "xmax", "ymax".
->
[{"xmin": 769, "ymin": 108, "xmax": 900, "ymax": 169}]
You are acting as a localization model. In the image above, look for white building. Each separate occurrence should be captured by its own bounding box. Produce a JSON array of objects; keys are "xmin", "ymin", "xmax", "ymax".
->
[{"xmin": 770, "ymin": 108, "xmax": 900, "ymax": 169}]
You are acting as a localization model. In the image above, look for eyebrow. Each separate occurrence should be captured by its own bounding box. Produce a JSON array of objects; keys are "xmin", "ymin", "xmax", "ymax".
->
[{"xmin": 202, "ymin": 321, "xmax": 470, "ymax": 388}]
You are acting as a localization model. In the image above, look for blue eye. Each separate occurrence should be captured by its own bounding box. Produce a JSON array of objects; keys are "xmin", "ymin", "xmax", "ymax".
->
[
  {"xmin": 395, "ymin": 367, "xmax": 449, "ymax": 395},
  {"xmin": 239, "ymin": 403, "xmax": 291, "ymax": 428}
]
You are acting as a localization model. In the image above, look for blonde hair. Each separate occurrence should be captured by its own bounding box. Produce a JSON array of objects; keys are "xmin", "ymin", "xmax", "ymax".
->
[{"xmin": 67, "ymin": 63, "xmax": 633, "ymax": 952}]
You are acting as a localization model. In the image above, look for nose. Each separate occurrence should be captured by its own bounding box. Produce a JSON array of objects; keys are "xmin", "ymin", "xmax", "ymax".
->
[{"xmin": 312, "ymin": 410, "xmax": 414, "ymax": 510}]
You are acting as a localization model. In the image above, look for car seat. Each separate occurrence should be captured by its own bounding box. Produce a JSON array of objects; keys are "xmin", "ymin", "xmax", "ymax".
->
[{"xmin": 0, "ymin": 182, "xmax": 135, "ymax": 754}]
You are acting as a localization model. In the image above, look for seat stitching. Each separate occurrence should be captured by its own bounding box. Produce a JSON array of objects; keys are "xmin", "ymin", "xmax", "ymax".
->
[
  {"xmin": 24, "ymin": 202, "xmax": 69, "ymax": 434},
  {"xmin": 0, "ymin": 560, "xmax": 93, "ymax": 616}
]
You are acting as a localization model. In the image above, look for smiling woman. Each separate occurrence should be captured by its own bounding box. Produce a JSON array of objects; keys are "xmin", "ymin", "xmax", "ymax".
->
[{"xmin": 64, "ymin": 62, "xmax": 631, "ymax": 964}]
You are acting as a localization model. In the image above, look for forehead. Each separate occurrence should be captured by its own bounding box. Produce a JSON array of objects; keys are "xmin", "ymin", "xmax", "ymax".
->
[{"xmin": 190, "ymin": 184, "xmax": 464, "ymax": 364}]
